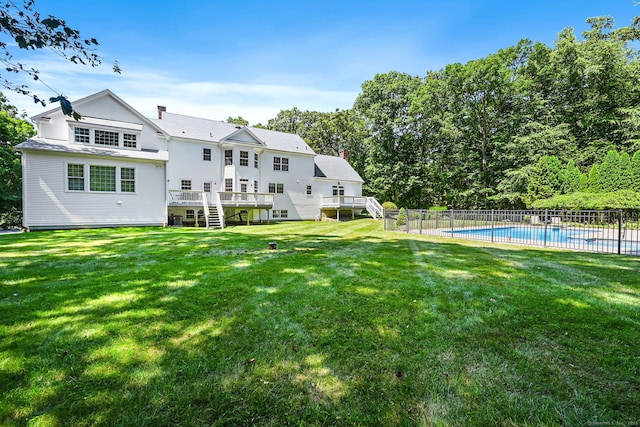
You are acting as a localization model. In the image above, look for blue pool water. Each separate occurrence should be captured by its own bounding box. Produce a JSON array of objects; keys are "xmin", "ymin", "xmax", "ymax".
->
[{"xmin": 448, "ymin": 226, "xmax": 592, "ymax": 243}]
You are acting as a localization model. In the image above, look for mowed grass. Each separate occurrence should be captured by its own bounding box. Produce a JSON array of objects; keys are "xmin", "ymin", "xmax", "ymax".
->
[{"xmin": 0, "ymin": 220, "xmax": 638, "ymax": 426}]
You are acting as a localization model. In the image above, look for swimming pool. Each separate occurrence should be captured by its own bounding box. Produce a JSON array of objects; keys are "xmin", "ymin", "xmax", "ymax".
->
[
  {"xmin": 447, "ymin": 226, "xmax": 597, "ymax": 243},
  {"xmin": 443, "ymin": 226, "xmax": 639, "ymax": 253}
]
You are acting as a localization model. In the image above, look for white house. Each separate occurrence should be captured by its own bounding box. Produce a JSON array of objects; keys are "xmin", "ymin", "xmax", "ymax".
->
[{"xmin": 17, "ymin": 90, "xmax": 382, "ymax": 230}]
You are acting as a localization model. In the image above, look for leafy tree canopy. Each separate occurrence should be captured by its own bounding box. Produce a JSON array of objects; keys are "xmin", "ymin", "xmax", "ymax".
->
[{"xmin": 0, "ymin": 0, "xmax": 120, "ymax": 119}]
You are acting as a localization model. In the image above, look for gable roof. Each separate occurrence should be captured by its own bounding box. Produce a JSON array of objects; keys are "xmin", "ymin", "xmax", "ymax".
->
[
  {"xmin": 31, "ymin": 89, "xmax": 168, "ymax": 136},
  {"xmin": 152, "ymin": 112, "xmax": 315, "ymax": 155},
  {"xmin": 314, "ymin": 155, "xmax": 363, "ymax": 182}
]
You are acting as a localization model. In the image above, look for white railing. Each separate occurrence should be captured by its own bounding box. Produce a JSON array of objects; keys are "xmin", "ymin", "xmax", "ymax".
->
[
  {"xmin": 168, "ymin": 190, "xmax": 204, "ymax": 204},
  {"xmin": 218, "ymin": 192, "xmax": 274, "ymax": 207},
  {"xmin": 321, "ymin": 196, "xmax": 368, "ymax": 208},
  {"xmin": 214, "ymin": 192, "xmax": 225, "ymax": 229},
  {"xmin": 366, "ymin": 197, "xmax": 383, "ymax": 220}
]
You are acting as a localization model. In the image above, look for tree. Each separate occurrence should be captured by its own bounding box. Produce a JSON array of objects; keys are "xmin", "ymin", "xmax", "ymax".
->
[
  {"xmin": 0, "ymin": 94, "xmax": 35, "ymax": 227},
  {"xmin": 525, "ymin": 155, "xmax": 563, "ymax": 205},
  {"xmin": 562, "ymin": 160, "xmax": 582, "ymax": 194},
  {"xmin": 599, "ymin": 149, "xmax": 621, "ymax": 192},
  {"xmin": 0, "ymin": 0, "xmax": 120, "ymax": 119},
  {"xmin": 226, "ymin": 116, "xmax": 249, "ymax": 126}
]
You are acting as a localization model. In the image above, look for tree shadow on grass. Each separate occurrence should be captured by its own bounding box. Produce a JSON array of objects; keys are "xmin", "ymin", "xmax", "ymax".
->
[{"xmin": 0, "ymin": 224, "xmax": 639, "ymax": 426}]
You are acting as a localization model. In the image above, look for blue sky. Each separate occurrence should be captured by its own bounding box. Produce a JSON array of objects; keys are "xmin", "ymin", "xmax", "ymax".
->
[{"xmin": 5, "ymin": 0, "xmax": 640, "ymax": 125}]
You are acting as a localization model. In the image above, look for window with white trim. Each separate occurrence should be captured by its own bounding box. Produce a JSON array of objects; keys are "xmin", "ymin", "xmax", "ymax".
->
[
  {"xmin": 89, "ymin": 166, "xmax": 116, "ymax": 192},
  {"xmin": 225, "ymin": 150, "xmax": 233, "ymax": 165},
  {"xmin": 67, "ymin": 164, "xmax": 85, "ymax": 191},
  {"xmin": 181, "ymin": 180, "xmax": 192, "ymax": 190},
  {"xmin": 120, "ymin": 168, "xmax": 135, "ymax": 193},
  {"xmin": 203, "ymin": 182, "xmax": 211, "ymax": 193},
  {"xmin": 240, "ymin": 150, "xmax": 249, "ymax": 166},
  {"xmin": 280, "ymin": 210, "xmax": 288, "ymax": 218},
  {"xmin": 306, "ymin": 185, "xmax": 312, "ymax": 195},
  {"xmin": 254, "ymin": 153, "xmax": 259, "ymax": 168},
  {"xmin": 74, "ymin": 127, "xmax": 90, "ymax": 144},
  {"xmin": 268, "ymin": 183, "xmax": 284, "ymax": 194},
  {"xmin": 254, "ymin": 180, "xmax": 258, "ymax": 193},
  {"xmin": 186, "ymin": 209, "xmax": 195, "ymax": 220},
  {"xmin": 94, "ymin": 130, "xmax": 119, "ymax": 146},
  {"xmin": 272, "ymin": 210, "xmax": 288, "ymax": 218},
  {"xmin": 203, "ymin": 148, "xmax": 211, "ymax": 161},
  {"xmin": 272, "ymin": 210, "xmax": 280, "ymax": 218},
  {"xmin": 123, "ymin": 133, "xmax": 137, "ymax": 148},
  {"xmin": 332, "ymin": 185, "xmax": 345, "ymax": 196},
  {"xmin": 225, "ymin": 178, "xmax": 233, "ymax": 192},
  {"xmin": 281, "ymin": 157, "xmax": 289, "ymax": 171}
]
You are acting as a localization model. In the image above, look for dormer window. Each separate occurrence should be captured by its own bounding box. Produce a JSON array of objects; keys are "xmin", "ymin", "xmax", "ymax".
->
[{"xmin": 71, "ymin": 122, "xmax": 141, "ymax": 150}]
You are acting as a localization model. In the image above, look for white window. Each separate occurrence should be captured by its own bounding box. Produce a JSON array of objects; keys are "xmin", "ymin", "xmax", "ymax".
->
[
  {"xmin": 225, "ymin": 150, "xmax": 233, "ymax": 165},
  {"xmin": 94, "ymin": 130, "xmax": 119, "ymax": 146},
  {"xmin": 240, "ymin": 151, "xmax": 249, "ymax": 166},
  {"xmin": 272, "ymin": 210, "xmax": 280, "ymax": 218},
  {"xmin": 306, "ymin": 185, "xmax": 312, "ymax": 195},
  {"xmin": 120, "ymin": 168, "xmax": 135, "ymax": 193},
  {"xmin": 272, "ymin": 210, "xmax": 288, "ymax": 218},
  {"xmin": 273, "ymin": 157, "xmax": 281, "ymax": 171},
  {"xmin": 203, "ymin": 182, "xmax": 211, "ymax": 193},
  {"xmin": 203, "ymin": 148, "xmax": 211, "ymax": 161},
  {"xmin": 225, "ymin": 178, "xmax": 233, "ymax": 192},
  {"xmin": 254, "ymin": 153, "xmax": 259, "ymax": 168},
  {"xmin": 181, "ymin": 180, "xmax": 192, "ymax": 190},
  {"xmin": 186, "ymin": 209, "xmax": 195, "ymax": 220},
  {"xmin": 332, "ymin": 185, "xmax": 345, "ymax": 196},
  {"xmin": 89, "ymin": 166, "xmax": 116, "ymax": 192},
  {"xmin": 280, "ymin": 210, "xmax": 288, "ymax": 218},
  {"xmin": 281, "ymin": 157, "xmax": 289, "ymax": 171},
  {"xmin": 268, "ymin": 183, "xmax": 284, "ymax": 194},
  {"xmin": 67, "ymin": 164, "xmax": 85, "ymax": 191},
  {"xmin": 74, "ymin": 127, "xmax": 90, "ymax": 144},
  {"xmin": 123, "ymin": 133, "xmax": 137, "ymax": 148},
  {"xmin": 254, "ymin": 180, "xmax": 258, "ymax": 193}
]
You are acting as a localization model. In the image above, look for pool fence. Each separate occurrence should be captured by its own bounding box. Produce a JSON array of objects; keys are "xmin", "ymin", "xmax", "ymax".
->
[{"xmin": 384, "ymin": 209, "xmax": 640, "ymax": 255}]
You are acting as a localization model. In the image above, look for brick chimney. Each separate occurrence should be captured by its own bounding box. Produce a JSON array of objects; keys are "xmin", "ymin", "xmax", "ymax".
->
[
  {"xmin": 157, "ymin": 105, "xmax": 166, "ymax": 119},
  {"xmin": 339, "ymin": 149, "xmax": 349, "ymax": 162}
]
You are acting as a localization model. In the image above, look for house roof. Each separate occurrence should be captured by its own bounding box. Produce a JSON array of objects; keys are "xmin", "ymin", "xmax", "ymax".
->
[
  {"xmin": 16, "ymin": 138, "xmax": 169, "ymax": 162},
  {"xmin": 152, "ymin": 112, "xmax": 315, "ymax": 155},
  {"xmin": 31, "ymin": 89, "xmax": 168, "ymax": 136},
  {"xmin": 314, "ymin": 154, "xmax": 363, "ymax": 183}
]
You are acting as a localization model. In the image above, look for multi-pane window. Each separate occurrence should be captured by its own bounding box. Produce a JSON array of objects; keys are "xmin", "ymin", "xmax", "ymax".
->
[
  {"xmin": 74, "ymin": 127, "xmax": 90, "ymax": 144},
  {"xmin": 268, "ymin": 183, "xmax": 284, "ymax": 194},
  {"xmin": 272, "ymin": 210, "xmax": 288, "ymax": 218},
  {"xmin": 306, "ymin": 185, "xmax": 312, "ymax": 195},
  {"xmin": 89, "ymin": 166, "xmax": 116, "ymax": 192},
  {"xmin": 332, "ymin": 185, "xmax": 345, "ymax": 196},
  {"xmin": 273, "ymin": 157, "xmax": 281, "ymax": 171},
  {"xmin": 240, "ymin": 151, "xmax": 249, "ymax": 166},
  {"xmin": 67, "ymin": 164, "xmax": 85, "ymax": 191},
  {"xmin": 123, "ymin": 133, "xmax": 137, "ymax": 148},
  {"xmin": 281, "ymin": 158, "xmax": 289, "ymax": 171},
  {"xmin": 254, "ymin": 153, "xmax": 259, "ymax": 168},
  {"xmin": 181, "ymin": 180, "xmax": 192, "ymax": 190},
  {"xmin": 225, "ymin": 178, "xmax": 233, "ymax": 192},
  {"xmin": 203, "ymin": 182, "xmax": 211, "ymax": 193},
  {"xmin": 254, "ymin": 180, "xmax": 258, "ymax": 193},
  {"xmin": 94, "ymin": 130, "xmax": 119, "ymax": 146},
  {"xmin": 186, "ymin": 210, "xmax": 195, "ymax": 220},
  {"xmin": 120, "ymin": 168, "xmax": 135, "ymax": 193},
  {"xmin": 203, "ymin": 148, "xmax": 211, "ymax": 161},
  {"xmin": 225, "ymin": 150, "xmax": 233, "ymax": 166}
]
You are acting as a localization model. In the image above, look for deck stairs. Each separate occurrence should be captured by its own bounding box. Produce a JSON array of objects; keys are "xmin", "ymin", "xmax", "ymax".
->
[
  {"xmin": 204, "ymin": 194, "xmax": 225, "ymax": 229},
  {"xmin": 365, "ymin": 197, "xmax": 384, "ymax": 220}
]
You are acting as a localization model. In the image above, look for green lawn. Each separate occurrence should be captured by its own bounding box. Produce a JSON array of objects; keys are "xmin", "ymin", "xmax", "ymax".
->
[{"xmin": 1, "ymin": 220, "xmax": 638, "ymax": 426}]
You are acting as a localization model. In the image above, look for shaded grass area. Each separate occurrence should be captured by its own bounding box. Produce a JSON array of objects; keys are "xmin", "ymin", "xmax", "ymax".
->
[{"xmin": 0, "ymin": 220, "xmax": 639, "ymax": 426}]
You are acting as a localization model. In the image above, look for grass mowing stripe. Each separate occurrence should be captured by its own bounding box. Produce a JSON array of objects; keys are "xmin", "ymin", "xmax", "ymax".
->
[{"xmin": 0, "ymin": 221, "xmax": 638, "ymax": 426}]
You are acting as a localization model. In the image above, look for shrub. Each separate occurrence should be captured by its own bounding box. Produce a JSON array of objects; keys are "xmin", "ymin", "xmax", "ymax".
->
[
  {"xmin": 382, "ymin": 201, "xmax": 398, "ymax": 210},
  {"xmin": 428, "ymin": 206, "xmax": 448, "ymax": 211},
  {"xmin": 396, "ymin": 208, "xmax": 407, "ymax": 226},
  {"xmin": 0, "ymin": 207, "xmax": 22, "ymax": 229}
]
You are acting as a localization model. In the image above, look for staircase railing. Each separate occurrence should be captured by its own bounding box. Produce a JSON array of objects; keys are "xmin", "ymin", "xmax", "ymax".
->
[
  {"xmin": 214, "ymin": 192, "xmax": 225, "ymax": 229},
  {"xmin": 366, "ymin": 197, "xmax": 383, "ymax": 220},
  {"xmin": 202, "ymin": 192, "xmax": 210, "ymax": 227}
]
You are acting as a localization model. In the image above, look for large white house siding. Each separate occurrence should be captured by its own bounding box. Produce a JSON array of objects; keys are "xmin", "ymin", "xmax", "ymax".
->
[
  {"xmin": 22, "ymin": 150, "xmax": 166, "ymax": 230},
  {"xmin": 167, "ymin": 139, "xmax": 223, "ymax": 194},
  {"xmin": 261, "ymin": 151, "xmax": 318, "ymax": 220}
]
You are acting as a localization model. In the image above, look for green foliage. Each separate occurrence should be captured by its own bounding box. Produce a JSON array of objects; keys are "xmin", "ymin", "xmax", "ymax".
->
[
  {"xmin": 532, "ymin": 190, "xmax": 640, "ymax": 210},
  {"xmin": 381, "ymin": 201, "xmax": 397, "ymax": 210},
  {"xmin": 0, "ymin": 1, "xmax": 119, "ymax": 118},
  {"xmin": 0, "ymin": 100, "xmax": 35, "ymax": 216},
  {"xmin": 396, "ymin": 207, "xmax": 407, "ymax": 226},
  {"xmin": 226, "ymin": 116, "xmax": 249, "ymax": 126},
  {"xmin": 428, "ymin": 205, "xmax": 448, "ymax": 211}
]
